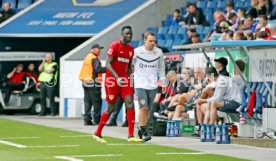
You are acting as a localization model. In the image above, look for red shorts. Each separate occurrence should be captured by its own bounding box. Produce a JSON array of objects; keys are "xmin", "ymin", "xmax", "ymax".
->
[{"xmin": 105, "ymin": 76, "xmax": 133, "ymax": 103}]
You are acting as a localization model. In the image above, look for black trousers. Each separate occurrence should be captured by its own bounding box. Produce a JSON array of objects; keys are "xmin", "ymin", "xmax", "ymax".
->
[
  {"xmin": 83, "ymin": 85, "xmax": 102, "ymax": 123},
  {"xmin": 40, "ymin": 82, "xmax": 57, "ymax": 115},
  {"xmin": 4, "ymin": 82, "xmax": 24, "ymax": 104}
]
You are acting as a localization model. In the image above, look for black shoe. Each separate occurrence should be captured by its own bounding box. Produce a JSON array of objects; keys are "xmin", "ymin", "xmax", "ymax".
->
[
  {"xmin": 138, "ymin": 129, "xmax": 143, "ymax": 139},
  {"xmin": 84, "ymin": 121, "xmax": 93, "ymax": 126},
  {"xmin": 191, "ymin": 133, "xmax": 200, "ymax": 137},
  {"xmin": 38, "ymin": 113, "xmax": 46, "ymax": 117},
  {"xmin": 121, "ymin": 121, "xmax": 128, "ymax": 127},
  {"xmin": 106, "ymin": 121, "xmax": 117, "ymax": 126},
  {"xmin": 142, "ymin": 135, "xmax": 151, "ymax": 142}
]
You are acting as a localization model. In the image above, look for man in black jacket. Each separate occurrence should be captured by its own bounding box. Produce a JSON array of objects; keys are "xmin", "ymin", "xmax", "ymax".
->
[
  {"xmin": 183, "ymin": 4, "xmax": 209, "ymax": 27},
  {"xmin": 0, "ymin": 3, "xmax": 15, "ymax": 23}
]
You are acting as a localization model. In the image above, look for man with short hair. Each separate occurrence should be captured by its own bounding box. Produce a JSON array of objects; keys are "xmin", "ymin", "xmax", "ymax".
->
[
  {"xmin": 4, "ymin": 64, "xmax": 26, "ymax": 105},
  {"xmin": 93, "ymin": 26, "xmax": 143, "ymax": 143},
  {"xmin": 197, "ymin": 67, "xmax": 241, "ymax": 124},
  {"xmin": 38, "ymin": 53, "xmax": 58, "ymax": 116},
  {"xmin": 214, "ymin": 57, "xmax": 229, "ymax": 77},
  {"xmin": 133, "ymin": 31, "xmax": 166, "ymax": 142},
  {"xmin": 79, "ymin": 44, "xmax": 106, "ymax": 125},
  {"xmin": 0, "ymin": 3, "xmax": 15, "ymax": 23}
]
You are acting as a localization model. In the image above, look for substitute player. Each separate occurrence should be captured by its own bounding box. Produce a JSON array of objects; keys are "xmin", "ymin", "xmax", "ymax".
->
[
  {"xmin": 92, "ymin": 26, "xmax": 143, "ymax": 143},
  {"xmin": 133, "ymin": 32, "xmax": 166, "ymax": 142}
]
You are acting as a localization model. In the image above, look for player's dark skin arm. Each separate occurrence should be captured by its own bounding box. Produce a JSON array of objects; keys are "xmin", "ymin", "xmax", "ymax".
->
[{"xmin": 106, "ymin": 56, "xmax": 119, "ymax": 79}]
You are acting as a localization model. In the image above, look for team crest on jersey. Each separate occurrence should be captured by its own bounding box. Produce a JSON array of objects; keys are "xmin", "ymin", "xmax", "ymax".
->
[
  {"xmin": 129, "ymin": 51, "xmax": 133, "ymax": 57},
  {"xmin": 109, "ymin": 95, "xmax": 114, "ymax": 100},
  {"xmin": 139, "ymin": 99, "xmax": 145, "ymax": 105},
  {"xmin": 153, "ymin": 51, "xmax": 157, "ymax": 56}
]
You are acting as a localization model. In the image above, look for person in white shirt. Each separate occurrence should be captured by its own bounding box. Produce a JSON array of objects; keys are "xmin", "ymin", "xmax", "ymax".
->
[
  {"xmin": 197, "ymin": 67, "xmax": 241, "ymax": 124},
  {"xmin": 133, "ymin": 32, "xmax": 166, "ymax": 141}
]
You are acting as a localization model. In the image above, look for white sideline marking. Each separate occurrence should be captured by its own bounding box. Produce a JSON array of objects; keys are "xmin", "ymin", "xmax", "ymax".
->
[
  {"xmin": 55, "ymin": 154, "xmax": 123, "ymax": 161},
  {"xmin": 28, "ymin": 145, "xmax": 80, "ymax": 148},
  {"xmin": 0, "ymin": 137, "xmax": 40, "ymax": 140},
  {"xmin": 0, "ymin": 140, "xmax": 26, "ymax": 148},
  {"xmin": 107, "ymin": 143, "xmax": 151, "ymax": 146},
  {"xmin": 61, "ymin": 135, "xmax": 91, "ymax": 138},
  {"xmin": 55, "ymin": 156, "xmax": 82, "ymax": 161},
  {"xmin": 156, "ymin": 152, "xmax": 207, "ymax": 155}
]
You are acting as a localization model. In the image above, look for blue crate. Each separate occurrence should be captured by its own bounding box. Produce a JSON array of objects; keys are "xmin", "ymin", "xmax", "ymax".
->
[{"xmin": 166, "ymin": 120, "xmax": 182, "ymax": 137}]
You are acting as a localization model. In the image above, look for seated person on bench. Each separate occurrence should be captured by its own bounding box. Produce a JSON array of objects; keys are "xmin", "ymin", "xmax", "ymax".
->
[
  {"xmin": 4, "ymin": 64, "xmax": 26, "ymax": 105},
  {"xmin": 197, "ymin": 67, "xmax": 241, "ymax": 125},
  {"xmin": 25, "ymin": 63, "xmax": 39, "ymax": 92}
]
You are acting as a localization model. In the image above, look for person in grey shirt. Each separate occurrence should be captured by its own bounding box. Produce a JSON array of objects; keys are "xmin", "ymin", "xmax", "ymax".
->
[{"xmin": 197, "ymin": 67, "xmax": 241, "ymax": 124}]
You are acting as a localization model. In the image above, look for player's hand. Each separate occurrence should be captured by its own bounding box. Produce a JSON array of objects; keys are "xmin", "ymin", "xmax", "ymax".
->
[
  {"xmin": 116, "ymin": 77, "xmax": 126, "ymax": 87},
  {"xmin": 197, "ymin": 98, "xmax": 205, "ymax": 105}
]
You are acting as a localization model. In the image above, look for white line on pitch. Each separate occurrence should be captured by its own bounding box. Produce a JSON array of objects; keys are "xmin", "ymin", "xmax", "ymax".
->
[
  {"xmin": 0, "ymin": 137, "xmax": 40, "ymax": 140},
  {"xmin": 55, "ymin": 156, "xmax": 83, "ymax": 161},
  {"xmin": 107, "ymin": 143, "xmax": 152, "ymax": 146},
  {"xmin": 55, "ymin": 154, "xmax": 123, "ymax": 161},
  {"xmin": 156, "ymin": 152, "xmax": 207, "ymax": 155},
  {"xmin": 0, "ymin": 140, "xmax": 26, "ymax": 148},
  {"xmin": 28, "ymin": 145, "xmax": 80, "ymax": 148},
  {"xmin": 70, "ymin": 154, "xmax": 123, "ymax": 157},
  {"xmin": 60, "ymin": 135, "xmax": 91, "ymax": 138}
]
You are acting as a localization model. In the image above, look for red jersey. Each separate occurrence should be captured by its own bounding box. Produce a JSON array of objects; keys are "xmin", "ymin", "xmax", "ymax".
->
[
  {"xmin": 25, "ymin": 71, "xmax": 39, "ymax": 82},
  {"xmin": 266, "ymin": 36, "xmax": 276, "ymax": 40},
  {"xmin": 9, "ymin": 72, "xmax": 25, "ymax": 83},
  {"xmin": 105, "ymin": 40, "xmax": 134, "ymax": 78}
]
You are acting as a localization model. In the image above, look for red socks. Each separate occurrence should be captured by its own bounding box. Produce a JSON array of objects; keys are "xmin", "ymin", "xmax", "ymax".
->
[
  {"xmin": 127, "ymin": 109, "xmax": 135, "ymax": 137},
  {"xmin": 95, "ymin": 112, "xmax": 110, "ymax": 136}
]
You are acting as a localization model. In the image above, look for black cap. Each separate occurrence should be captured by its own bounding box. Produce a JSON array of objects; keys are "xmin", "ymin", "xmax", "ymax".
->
[
  {"xmin": 91, "ymin": 44, "xmax": 104, "ymax": 49},
  {"xmin": 191, "ymin": 33, "xmax": 199, "ymax": 38},
  {"xmin": 214, "ymin": 57, "xmax": 228, "ymax": 67}
]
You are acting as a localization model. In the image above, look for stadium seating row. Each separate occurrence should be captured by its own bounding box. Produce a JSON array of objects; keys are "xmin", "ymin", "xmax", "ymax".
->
[{"xmin": 0, "ymin": 0, "xmax": 34, "ymax": 10}]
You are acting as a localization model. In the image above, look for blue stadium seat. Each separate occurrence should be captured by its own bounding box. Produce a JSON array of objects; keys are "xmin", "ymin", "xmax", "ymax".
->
[
  {"xmin": 17, "ymin": 0, "xmax": 33, "ymax": 9},
  {"xmin": 138, "ymin": 40, "xmax": 144, "ymax": 47},
  {"xmin": 164, "ymin": 40, "xmax": 173, "ymax": 48},
  {"xmin": 168, "ymin": 26, "xmax": 179, "ymax": 35},
  {"xmin": 206, "ymin": 0, "xmax": 217, "ymax": 9},
  {"xmin": 2, "ymin": 0, "xmax": 17, "ymax": 9},
  {"xmin": 177, "ymin": 27, "xmax": 187, "ymax": 35},
  {"xmin": 157, "ymin": 39, "xmax": 166, "ymax": 47},
  {"xmin": 158, "ymin": 26, "xmax": 169, "ymax": 35},
  {"xmin": 164, "ymin": 34, "xmax": 173, "ymax": 40},
  {"xmin": 173, "ymin": 39, "xmax": 182, "ymax": 46},
  {"xmin": 130, "ymin": 40, "xmax": 139, "ymax": 48},
  {"xmin": 156, "ymin": 34, "xmax": 164, "ymax": 40},
  {"xmin": 244, "ymin": 0, "xmax": 251, "ymax": 8},
  {"xmin": 197, "ymin": 0, "xmax": 207, "ymax": 9},
  {"xmin": 203, "ymin": 26, "xmax": 211, "ymax": 34},
  {"xmin": 162, "ymin": 20, "xmax": 171, "ymax": 27},
  {"xmin": 147, "ymin": 27, "xmax": 158, "ymax": 35},
  {"xmin": 173, "ymin": 34, "xmax": 183, "ymax": 40},
  {"xmin": 216, "ymin": 0, "xmax": 226, "ymax": 10},
  {"xmin": 235, "ymin": 1, "xmax": 244, "ymax": 8},
  {"xmin": 196, "ymin": 26, "xmax": 204, "ymax": 34},
  {"xmin": 166, "ymin": 14, "xmax": 173, "ymax": 21}
]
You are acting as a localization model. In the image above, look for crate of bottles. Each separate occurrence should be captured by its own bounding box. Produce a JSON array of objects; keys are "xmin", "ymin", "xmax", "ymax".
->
[{"xmin": 166, "ymin": 120, "xmax": 182, "ymax": 137}]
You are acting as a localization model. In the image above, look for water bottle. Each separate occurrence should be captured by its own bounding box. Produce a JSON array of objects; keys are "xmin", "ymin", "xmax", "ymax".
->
[
  {"xmin": 206, "ymin": 124, "xmax": 210, "ymax": 140},
  {"xmin": 166, "ymin": 122, "xmax": 170, "ymax": 136},
  {"xmin": 215, "ymin": 125, "xmax": 222, "ymax": 144},
  {"xmin": 170, "ymin": 122, "xmax": 174, "ymax": 136},
  {"xmin": 222, "ymin": 125, "xmax": 230, "ymax": 144},
  {"xmin": 174, "ymin": 122, "xmax": 179, "ymax": 136},
  {"xmin": 210, "ymin": 125, "xmax": 215, "ymax": 142},
  {"xmin": 200, "ymin": 124, "xmax": 206, "ymax": 142}
]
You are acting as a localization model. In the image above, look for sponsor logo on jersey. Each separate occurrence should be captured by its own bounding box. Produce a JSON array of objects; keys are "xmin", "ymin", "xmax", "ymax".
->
[
  {"xmin": 109, "ymin": 95, "xmax": 114, "ymax": 100},
  {"xmin": 138, "ymin": 63, "xmax": 157, "ymax": 68},
  {"xmin": 118, "ymin": 57, "xmax": 130, "ymax": 63},
  {"xmin": 108, "ymin": 48, "xmax": 113, "ymax": 55}
]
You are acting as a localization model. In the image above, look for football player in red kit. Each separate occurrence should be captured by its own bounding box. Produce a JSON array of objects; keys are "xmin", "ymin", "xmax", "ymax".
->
[{"xmin": 92, "ymin": 26, "xmax": 143, "ymax": 143}]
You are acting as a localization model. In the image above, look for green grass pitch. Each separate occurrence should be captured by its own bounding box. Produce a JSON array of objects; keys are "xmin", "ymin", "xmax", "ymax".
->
[{"xmin": 0, "ymin": 118, "xmax": 248, "ymax": 161}]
